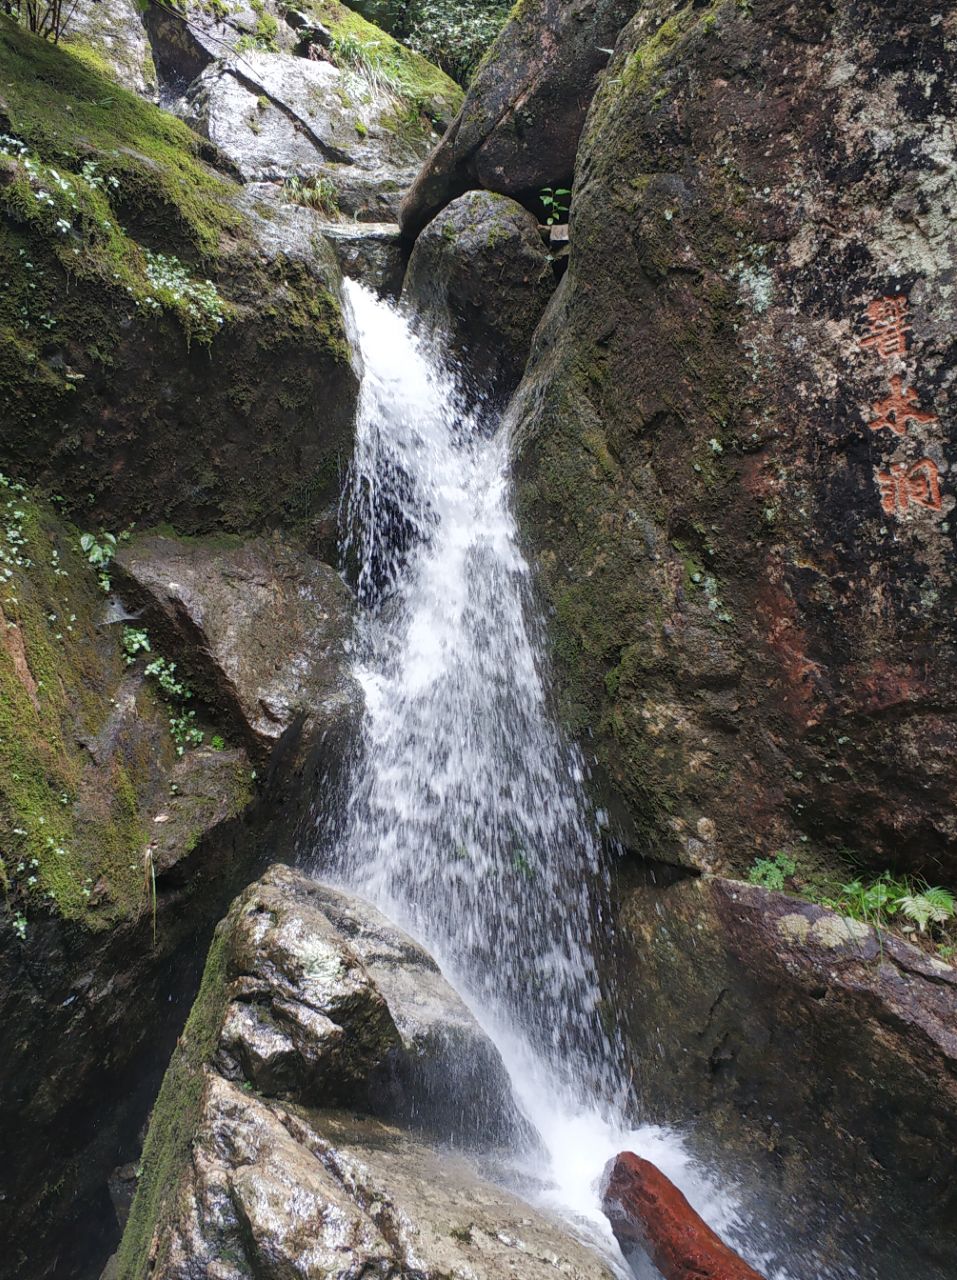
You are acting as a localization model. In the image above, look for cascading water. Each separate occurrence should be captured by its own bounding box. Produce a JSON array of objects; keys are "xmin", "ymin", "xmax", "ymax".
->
[{"xmin": 319, "ymin": 280, "xmax": 779, "ymax": 1277}]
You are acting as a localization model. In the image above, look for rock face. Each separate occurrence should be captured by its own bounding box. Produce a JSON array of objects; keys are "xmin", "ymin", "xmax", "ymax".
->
[
  {"xmin": 513, "ymin": 0, "xmax": 957, "ymax": 885},
  {"xmin": 114, "ymin": 533, "xmax": 360, "ymax": 760},
  {"xmin": 399, "ymin": 0, "xmax": 640, "ymax": 237},
  {"xmin": 602, "ymin": 1152, "xmax": 765, "ymax": 1280},
  {"xmin": 614, "ymin": 869, "xmax": 957, "ymax": 1280},
  {"xmin": 0, "ymin": 21, "xmax": 358, "ymax": 540},
  {"xmin": 115, "ymin": 865, "xmax": 613, "ymax": 1280},
  {"xmin": 403, "ymin": 189, "xmax": 555, "ymax": 400}
]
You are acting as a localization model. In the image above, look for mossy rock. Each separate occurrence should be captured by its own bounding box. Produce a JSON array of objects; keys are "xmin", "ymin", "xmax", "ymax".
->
[{"xmin": 0, "ymin": 19, "xmax": 357, "ymax": 538}]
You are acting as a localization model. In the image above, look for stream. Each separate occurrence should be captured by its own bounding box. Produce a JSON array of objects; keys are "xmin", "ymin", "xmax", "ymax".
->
[{"xmin": 316, "ymin": 281, "xmax": 784, "ymax": 1280}]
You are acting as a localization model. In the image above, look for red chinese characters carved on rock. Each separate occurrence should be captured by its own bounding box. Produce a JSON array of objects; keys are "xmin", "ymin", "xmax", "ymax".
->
[
  {"xmin": 869, "ymin": 375, "xmax": 938, "ymax": 437},
  {"xmin": 861, "ymin": 295, "xmax": 911, "ymax": 361},
  {"xmin": 875, "ymin": 459, "xmax": 942, "ymax": 517}
]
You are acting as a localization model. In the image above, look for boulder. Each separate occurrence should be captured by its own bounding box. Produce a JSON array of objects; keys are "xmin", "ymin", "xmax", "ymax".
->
[
  {"xmin": 399, "ymin": 0, "xmax": 641, "ymax": 237},
  {"xmin": 116, "ymin": 865, "xmax": 612, "ymax": 1280},
  {"xmin": 174, "ymin": 50, "xmax": 429, "ymax": 222},
  {"xmin": 512, "ymin": 0, "xmax": 957, "ymax": 886},
  {"xmin": 613, "ymin": 868, "xmax": 957, "ymax": 1279},
  {"xmin": 0, "ymin": 22, "xmax": 358, "ymax": 540},
  {"xmin": 402, "ymin": 189, "xmax": 555, "ymax": 400},
  {"xmin": 306, "ymin": 879, "xmax": 530, "ymax": 1144},
  {"xmin": 602, "ymin": 1152, "xmax": 765, "ymax": 1280},
  {"xmin": 113, "ymin": 533, "xmax": 360, "ymax": 761}
]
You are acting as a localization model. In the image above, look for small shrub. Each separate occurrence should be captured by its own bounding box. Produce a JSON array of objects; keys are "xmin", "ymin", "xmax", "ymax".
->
[{"xmin": 121, "ymin": 626, "xmax": 151, "ymax": 665}]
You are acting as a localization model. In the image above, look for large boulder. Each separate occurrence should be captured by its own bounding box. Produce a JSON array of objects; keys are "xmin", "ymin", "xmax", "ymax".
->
[
  {"xmin": 399, "ymin": 0, "xmax": 640, "ymax": 237},
  {"xmin": 613, "ymin": 869, "xmax": 957, "ymax": 1280},
  {"xmin": 62, "ymin": 0, "xmax": 159, "ymax": 98},
  {"xmin": 512, "ymin": 0, "xmax": 957, "ymax": 886},
  {"xmin": 0, "ymin": 22, "xmax": 358, "ymax": 540},
  {"xmin": 402, "ymin": 189, "xmax": 555, "ymax": 400},
  {"xmin": 115, "ymin": 865, "xmax": 613, "ymax": 1280},
  {"xmin": 113, "ymin": 533, "xmax": 360, "ymax": 761}
]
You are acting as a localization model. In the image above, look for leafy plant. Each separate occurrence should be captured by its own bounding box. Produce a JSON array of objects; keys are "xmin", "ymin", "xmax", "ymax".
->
[
  {"xmin": 121, "ymin": 626, "xmax": 151, "ymax": 665},
  {"xmin": 79, "ymin": 531, "xmax": 117, "ymax": 592},
  {"xmin": 748, "ymin": 850, "xmax": 797, "ymax": 892},
  {"xmin": 540, "ymin": 186, "xmax": 571, "ymax": 226},
  {"xmin": 827, "ymin": 873, "xmax": 956, "ymax": 937},
  {"xmin": 403, "ymin": 0, "xmax": 508, "ymax": 85},
  {"xmin": 142, "ymin": 251, "xmax": 227, "ymax": 343},
  {"xmin": 209, "ymin": 734, "xmax": 226, "ymax": 751}
]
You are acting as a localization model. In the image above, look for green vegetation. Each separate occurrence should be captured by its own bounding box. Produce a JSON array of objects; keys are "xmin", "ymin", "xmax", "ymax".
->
[
  {"xmin": 748, "ymin": 850, "xmax": 797, "ymax": 892},
  {"xmin": 401, "ymin": 0, "xmax": 509, "ymax": 85},
  {"xmin": 300, "ymin": 0, "xmax": 463, "ymax": 124},
  {"xmin": 79, "ymin": 530, "xmax": 118, "ymax": 591},
  {"xmin": 282, "ymin": 174, "xmax": 340, "ymax": 217},
  {"xmin": 0, "ymin": 478, "xmax": 150, "ymax": 930},
  {"xmin": 540, "ymin": 186, "xmax": 571, "ymax": 226},
  {"xmin": 746, "ymin": 850, "xmax": 956, "ymax": 959},
  {"xmin": 122, "ymin": 628, "xmax": 208, "ymax": 756}
]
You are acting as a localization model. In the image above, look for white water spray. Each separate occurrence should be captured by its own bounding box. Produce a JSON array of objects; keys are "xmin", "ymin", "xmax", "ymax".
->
[{"xmin": 322, "ymin": 280, "xmax": 765, "ymax": 1275}]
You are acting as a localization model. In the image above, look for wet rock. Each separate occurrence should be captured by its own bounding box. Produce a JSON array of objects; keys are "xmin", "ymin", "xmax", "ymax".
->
[
  {"xmin": 113, "ymin": 533, "xmax": 360, "ymax": 760},
  {"xmin": 307, "ymin": 879, "xmax": 530, "ymax": 1143},
  {"xmin": 174, "ymin": 50, "xmax": 430, "ymax": 222},
  {"xmin": 117, "ymin": 865, "xmax": 610, "ymax": 1280},
  {"xmin": 63, "ymin": 0, "xmax": 158, "ymax": 98},
  {"xmin": 513, "ymin": 0, "xmax": 957, "ymax": 886},
  {"xmin": 213, "ymin": 868, "xmax": 402, "ymax": 1102},
  {"xmin": 320, "ymin": 220, "xmax": 406, "ymax": 296},
  {"xmin": 602, "ymin": 1152, "xmax": 765, "ymax": 1280},
  {"xmin": 399, "ymin": 0, "xmax": 640, "ymax": 237},
  {"xmin": 614, "ymin": 869, "xmax": 957, "ymax": 1279},
  {"xmin": 403, "ymin": 190, "xmax": 555, "ymax": 400}
]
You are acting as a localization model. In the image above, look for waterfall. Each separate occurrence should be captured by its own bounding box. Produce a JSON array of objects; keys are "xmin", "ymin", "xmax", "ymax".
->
[{"xmin": 320, "ymin": 280, "xmax": 761, "ymax": 1274}]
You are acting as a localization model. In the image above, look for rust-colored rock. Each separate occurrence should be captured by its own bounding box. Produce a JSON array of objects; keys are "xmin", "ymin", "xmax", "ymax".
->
[{"xmin": 602, "ymin": 1152, "xmax": 765, "ymax": 1280}]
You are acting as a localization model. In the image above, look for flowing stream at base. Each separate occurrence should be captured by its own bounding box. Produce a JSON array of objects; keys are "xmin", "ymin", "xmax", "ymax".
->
[{"xmin": 319, "ymin": 281, "xmax": 785, "ymax": 1279}]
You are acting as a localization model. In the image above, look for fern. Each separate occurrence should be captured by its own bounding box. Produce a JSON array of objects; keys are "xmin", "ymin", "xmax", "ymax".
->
[{"xmin": 895, "ymin": 887, "xmax": 955, "ymax": 933}]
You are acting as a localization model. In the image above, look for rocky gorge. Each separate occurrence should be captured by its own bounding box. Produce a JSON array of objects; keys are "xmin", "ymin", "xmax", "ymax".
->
[{"xmin": 1, "ymin": 1, "xmax": 955, "ymax": 1279}]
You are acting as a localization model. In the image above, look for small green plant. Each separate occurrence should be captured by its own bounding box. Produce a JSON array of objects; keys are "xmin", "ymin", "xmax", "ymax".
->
[
  {"xmin": 169, "ymin": 709, "xmax": 204, "ymax": 756},
  {"xmin": 748, "ymin": 850, "xmax": 797, "ymax": 892},
  {"xmin": 12, "ymin": 912, "xmax": 27, "ymax": 941},
  {"xmin": 826, "ymin": 873, "xmax": 956, "ymax": 937},
  {"xmin": 79, "ymin": 531, "xmax": 117, "ymax": 591},
  {"xmin": 121, "ymin": 626, "xmax": 151, "ymax": 665},
  {"xmin": 210, "ymin": 734, "xmax": 226, "ymax": 751},
  {"xmin": 282, "ymin": 174, "xmax": 340, "ymax": 217},
  {"xmin": 142, "ymin": 251, "xmax": 227, "ymax": 343},
  {"xmin": 540, "ymin": 186, "xmax": 571, "ymax": 226}
]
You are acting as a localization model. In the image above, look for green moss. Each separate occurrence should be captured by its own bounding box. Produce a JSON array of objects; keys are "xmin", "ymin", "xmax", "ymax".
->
[
  {"xmin": 115, "ymin": 919, "xmax": 232, "ymax": 1280},
  {"xmin": 302, "ymin": 0, "xmax": 463, "ymax": 121},
  {"xmin": 0, "ymin": 481, "xmax": 149, "ymax": 926},
  {"xmin": 0, "ymin": 19, "xmax": 239, "ymax": 258}
]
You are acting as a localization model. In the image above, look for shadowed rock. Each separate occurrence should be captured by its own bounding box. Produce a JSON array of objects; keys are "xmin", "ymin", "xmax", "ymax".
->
[
  {"xmin": 403, "ymin": 189, "xmax": 555, "ymax": 401},
  {"xmin": 399, "ymin": 0, "xmax": 640, "ymax": 237},
  {"xmin": 602, "ymin": 1152, "xmax": 765, "ymax": 1280}
]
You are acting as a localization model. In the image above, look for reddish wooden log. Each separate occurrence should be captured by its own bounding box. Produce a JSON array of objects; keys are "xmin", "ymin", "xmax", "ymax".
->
[{"xmin": 601, "ymin": 1152, "xmax": 766, "ymax": 1280}]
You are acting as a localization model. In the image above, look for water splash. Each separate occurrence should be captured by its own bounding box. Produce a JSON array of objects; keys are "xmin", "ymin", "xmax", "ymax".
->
[{"xmin": 322, "ymin": 280, "xmax": 756, "ymax": 1274}]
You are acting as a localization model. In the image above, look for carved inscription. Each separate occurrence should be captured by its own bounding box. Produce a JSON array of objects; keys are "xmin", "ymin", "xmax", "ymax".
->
[{"xmin": 859, "ymin": 296, "xmax": 945, "ymax": 520}]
